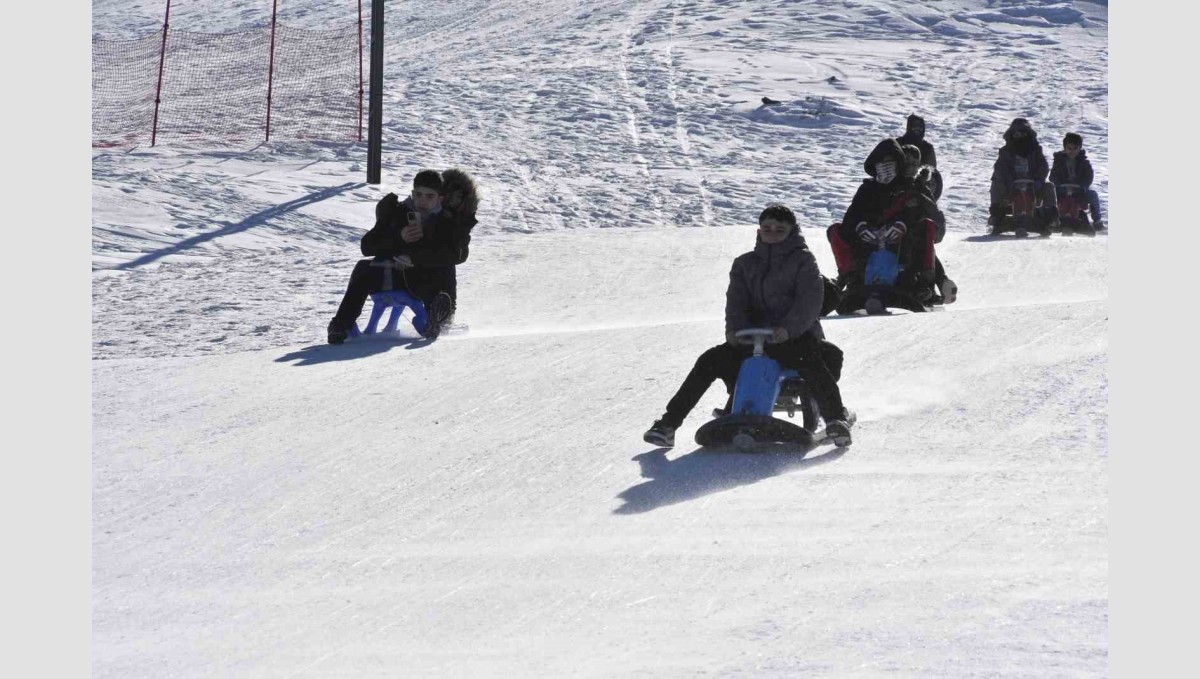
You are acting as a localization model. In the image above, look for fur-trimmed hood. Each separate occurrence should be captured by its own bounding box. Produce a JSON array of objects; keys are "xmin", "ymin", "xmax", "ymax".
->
[{"xmin": 440, "ymin": 168, "xmax": 479, "ymax": 217}]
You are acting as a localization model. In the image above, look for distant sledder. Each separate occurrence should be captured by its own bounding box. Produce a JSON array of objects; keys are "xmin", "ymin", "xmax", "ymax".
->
[
  {"xmin": 987, "ymin": 118, "xmax": 1059, "ymax": 238},
  {"xmin": 694, "ymin": 329, "xmax": 850, "ymax": 450},
  {"xmin": 827, "ymin": 137, "xmax": 956, "ymax": 315},
  {"xmin": 1050, "ymin": 132, "xmax": 1105, "ymax": 235}
]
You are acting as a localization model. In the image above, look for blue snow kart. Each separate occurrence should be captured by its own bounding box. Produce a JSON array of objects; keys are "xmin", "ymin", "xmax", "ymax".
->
[
  {"xmin": 835, "ymin": 248, "xmax": 933, "ymax": 315},
  {"xmin": 694, "ymin": 329, "xmax": 822, "ymax": 451}
]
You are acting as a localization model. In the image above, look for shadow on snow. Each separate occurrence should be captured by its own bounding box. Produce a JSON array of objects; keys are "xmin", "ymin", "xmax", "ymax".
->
[
  {"xmin": 103, "ymin": 181, "xmax": 363, "ymax": 271},
  {"xmin": 275, "ymin": 335, "xmax": 434, "ymax": 366},
  {"xmin": 613, "ymin": 445, "xmax": 846, "ymax": 515}
]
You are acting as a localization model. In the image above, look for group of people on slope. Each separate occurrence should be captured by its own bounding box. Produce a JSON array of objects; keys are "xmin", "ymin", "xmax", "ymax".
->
[
  {"xmin": 987, "ymin": 117, "xmax": 1106, "ymax": 236},
  {"xmin": 323, "ymin": 115, "xmax": 1105, "ymax": 452}
]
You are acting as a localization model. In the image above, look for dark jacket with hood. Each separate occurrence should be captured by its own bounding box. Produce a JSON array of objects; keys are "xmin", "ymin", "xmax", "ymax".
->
[
  {"xmin": 1049, "ymin": 149, "xmax": 1094, "ymax": 191},
  {"xmin": 361, "ymin": 169, "xmax": 479, "ymax": 266},
  {"xmin": 358, "ymin": 170, "xmax": 479, "ymax": 300},
  {"xmin": 896, "ymin": 114, "xmax": 937, "ymax": 169},
  {"xmin": 726, "ymin": 228, "xmax": 826, "ymax": 341},
  {"xmin": 991, "ymin": 118, "xmax": 1050, "ymax": 191},
  {"xmin": 845, "ymin": 138, "xmax": 940, "ymax": 236}
]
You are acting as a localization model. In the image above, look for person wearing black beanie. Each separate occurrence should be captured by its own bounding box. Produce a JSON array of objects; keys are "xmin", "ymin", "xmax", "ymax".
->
[{"xmin": 897, "ymin": 114, "xmax": 937, "ymax": 169}]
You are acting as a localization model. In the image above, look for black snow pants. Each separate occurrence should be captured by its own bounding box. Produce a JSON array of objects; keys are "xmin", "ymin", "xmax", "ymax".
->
[{"xmin": 660, "ymin": 335, "xmax": 846, "ymax": 428}]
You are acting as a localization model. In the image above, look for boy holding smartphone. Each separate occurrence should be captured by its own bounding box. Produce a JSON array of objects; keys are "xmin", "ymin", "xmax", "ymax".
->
[{"xmin": 327, "ymin": 169, "xmax": 475, "ymax": 343}]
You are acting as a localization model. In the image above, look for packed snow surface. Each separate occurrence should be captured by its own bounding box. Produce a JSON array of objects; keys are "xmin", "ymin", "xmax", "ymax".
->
[{"xmin": 92, "ymin": 0, "xmax": 1108, "ymax": 676}]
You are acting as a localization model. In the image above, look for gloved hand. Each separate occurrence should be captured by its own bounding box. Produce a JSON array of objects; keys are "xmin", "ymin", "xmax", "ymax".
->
[
  {"xmin": 771, "ymin": 327, "xmax": 789, "ymax": 343},
  {"xmin": 392, "ymin": 254, "xmax": 413, "ymax": 269},
  {"xmin": 882, "ymin": 221, "xmax": 907, "ymax": 245},
  {"xmin": 375, "ymin": 192, "xmax": 399, "ymax": 222},
  {"xmin": 855, "ymin": 222, "xmax": 879, "ymax": 246},
  {"xmin": 725, "ymin": 330, "xmax": 740, "ymax": 345}
]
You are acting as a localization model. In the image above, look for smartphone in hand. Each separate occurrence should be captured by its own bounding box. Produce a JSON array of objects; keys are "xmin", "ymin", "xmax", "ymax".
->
[{"xmin": 401, "ymin": 211, "xmax": 423, "ymax": 243}]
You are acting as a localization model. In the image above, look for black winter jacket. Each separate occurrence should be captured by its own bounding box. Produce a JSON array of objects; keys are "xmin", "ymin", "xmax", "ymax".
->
[
  {"xmin": 361, "ymin": 194, "xmax": 471, "ymax": 267},
  {"xmin": 841, "ymin": 177, "xmax": 940, "ymax": 235},
  {"xmin": 991, "ymin": 120, "xmax": 1050, "ymax": 191},
  {"xmin": 1049, "ymin": 150, "xmax": 1094, "ymax": 191},
  {"xmin": 726, "ymin": 230, "xmax": 826, "ymax": 341},
  {"xmin": 896, "ymin": 132, "xmax": 937, "ymax": 169}
]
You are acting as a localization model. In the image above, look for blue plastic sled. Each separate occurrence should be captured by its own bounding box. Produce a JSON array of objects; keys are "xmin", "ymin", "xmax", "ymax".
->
[{"xmin": 346, "ymin": 290, "xmax": 430, "ymax": 339}]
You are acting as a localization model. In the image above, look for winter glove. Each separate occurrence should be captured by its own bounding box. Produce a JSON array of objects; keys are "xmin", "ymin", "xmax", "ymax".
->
[
  {"xmin": 392, "ymin": 255, "xmax": 413, "ymax": 269},
  {"xmin": 882, "ymin": 221, "xmax": 907, "ymax": 245},
  {"xmin": 725, "ymin": 330, "xmax": 740, "ymax": 345},
  {"xmin": 771, "ymin": 327, "xmax": 790, "ymax": 343},
  {"xmin": 375, "ymin": 192, "xmax": 399, "ymax": 222},
  {"xmin": 855, "ymin": 222, "xmax": 879, "ymax": 246}
]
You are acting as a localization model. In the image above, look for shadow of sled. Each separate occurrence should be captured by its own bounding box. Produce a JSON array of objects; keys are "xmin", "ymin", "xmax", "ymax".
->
[
  {"xmin": 613, "ymin": 444, "xmax": 846, "ymax": 515},
  {"xmin": 276, "ymin": 334, "xmax": 434, "ymax": 367}
]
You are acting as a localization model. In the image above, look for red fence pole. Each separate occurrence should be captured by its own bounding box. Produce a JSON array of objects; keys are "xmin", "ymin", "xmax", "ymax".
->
[
  {"xmin": 358, "ymin": 0, "xmax": 364, "ymax": 142},
  {"xmin": 266, "ymin": 0, "xmax": 278, "ymax": 142},
  {"xmin": 151, "ymin": 0, "xmax": 172, "ymax": 147}
]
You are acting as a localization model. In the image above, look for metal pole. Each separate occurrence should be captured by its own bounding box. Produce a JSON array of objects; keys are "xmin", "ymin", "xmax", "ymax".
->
[
  {"xmin": 358, "ymin": 0, "xmax": 364, "ymax": 142},
  {"xmin": 366, "ymin": 0, "xmax": 384, "ymax": 184},
  {"xmin": 151, "ymin": 0, "xmax": 172, "ymax": 147},
  {"xmin": 266, "ymin": 0, "xmax": 278, "ymax": 142}
]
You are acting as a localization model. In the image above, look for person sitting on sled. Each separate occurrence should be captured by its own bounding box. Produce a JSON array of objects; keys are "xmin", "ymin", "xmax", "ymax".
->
[
  {"xmin": 326, "ymin": 168, "xmax": 477, "ymax": 344},
  {"xmin": 987, "ymin": 117, "xmax": 1057, "ymax": 234},
  {"xmin": 901, "ymin": 144, "xmax": 957, "ymax": 304},
  {"xmin": 828, "ymin": 138, "xmax": 945, "ymax": 306},
  {"xmin": 643, "ymin": 203, "xmax": 853, "ymax": 449},
  {"xmin": 1049, "ymin": 132, "xmax": 1105, "ymax": 231}
]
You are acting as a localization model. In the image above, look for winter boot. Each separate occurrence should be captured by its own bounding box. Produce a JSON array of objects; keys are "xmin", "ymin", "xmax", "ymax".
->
[
  {"xmin": 643, "ymin": 420, "xmax": 676, "ymax": 447},
  {"xmin": 825, "ymin": 419, "xmax": 852, "ymax": 447},
  {"xmin": 327, "ymin": 319, "xmax": 349, "ymax": 345},
  {"xmin": 423, "ymin": 292, "xmax": 454, "ymax": 339}
]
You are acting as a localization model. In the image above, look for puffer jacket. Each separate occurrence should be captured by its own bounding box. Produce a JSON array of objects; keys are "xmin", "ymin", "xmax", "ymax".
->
[
  {"xmin": 726, "ymin": 228, "xmax": 825, "ymax": 341},
  {"xmin": 361, "ymin": 195, "xmax": 467, "ymax": 266},
  {"xmin": 991, "ymin": 119, "xmax": 1050, "ymax": 191},
  {"xmin": 440, "ymin": 168, "xmax": 480, "ymax": 262},
  {"xmin": 1049, "ymin": 150, "xmax": 1094, "ymax": 190}
]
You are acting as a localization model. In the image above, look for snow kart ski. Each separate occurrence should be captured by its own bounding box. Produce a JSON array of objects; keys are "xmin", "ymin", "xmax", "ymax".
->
[{"xmin": 694, "ymin": 329, "xmax": 820, "ymax": 452}]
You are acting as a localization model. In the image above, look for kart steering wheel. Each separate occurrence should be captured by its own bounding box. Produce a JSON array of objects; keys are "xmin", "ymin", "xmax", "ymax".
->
[{"xmin": 734, "ymin": 328, "xmax": 776, "ymax": 355}]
